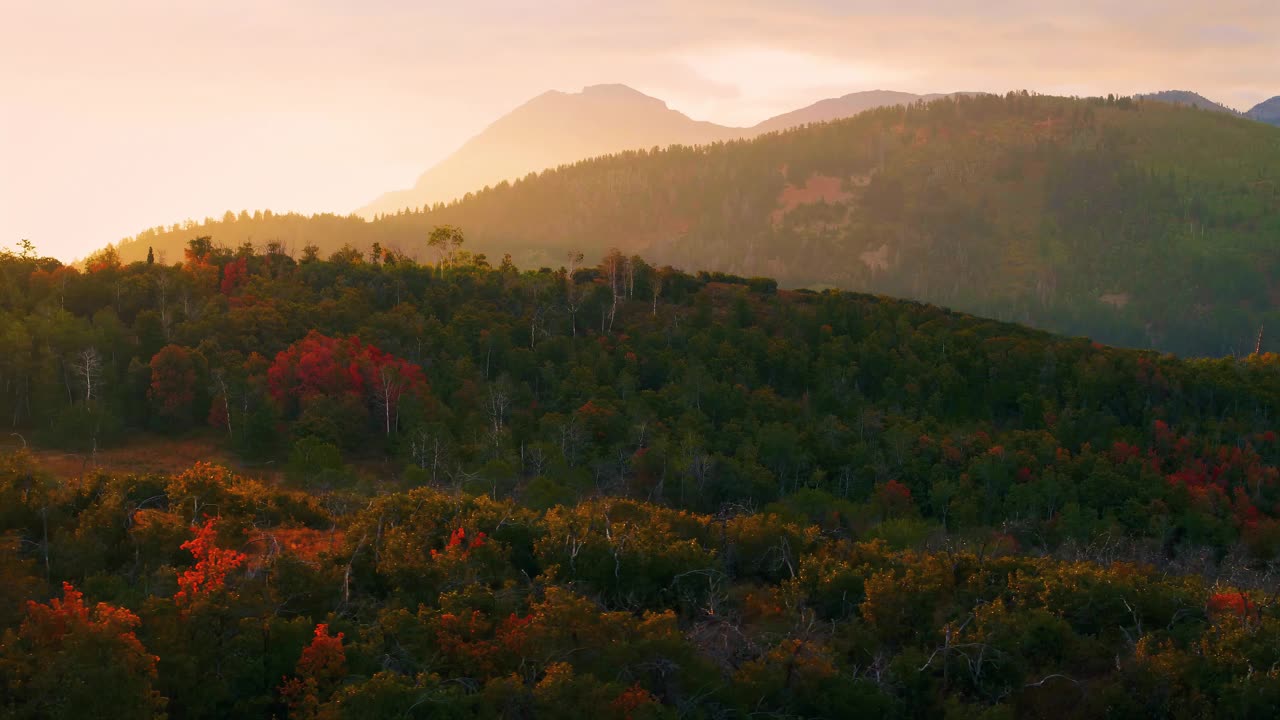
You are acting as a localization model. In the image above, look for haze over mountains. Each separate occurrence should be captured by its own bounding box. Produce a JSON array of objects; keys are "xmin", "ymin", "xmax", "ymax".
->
[
  {"xmin": 360, "ymin": 85, "xmax": 1279, "ymax": 220},
  {"xmin": 1140, "ymin": 90, "xmax": 1280, "ymax": 125},
  {"xmin": 121, "ymin": 92, "xmax": 1280, "ymax": 358},
  {"xmin": 358, "ymin": 85, "xmax": 739, "ymax": 219},
  {"xmin": 357, "ymin": 85, "xmax": 975, "ymax": 218},
  {"xmin": 1137, "ymin": 90, "xmax": 1245, "ymax": 115}
]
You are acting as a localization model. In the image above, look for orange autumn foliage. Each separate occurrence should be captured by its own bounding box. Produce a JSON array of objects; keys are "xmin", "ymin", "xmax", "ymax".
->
[
  {"xmin": 433, "ymin": 609, "xmax": 532, "ymax": 677},
  {"xmin": 297, "ymin": 623, "xmax": 347, "ymax": 684},
  {"xmin": 611, "ymin": 683, "xmax": 659, "ymax": 719},
  {"xmin": 430, "ymin": 526, "xmax": 487, "ymax": 559},
  {"xmin": 1207, "ymin": 591, "xmax": 1257, "ymax": 620},
  {"xmin": 261, "ymin": 528, "xmax": 345, "ymax": 560},
  {"xmin": 3, "ymin": 582, "xmax": 165, "ymax": 717},
  {"xmin": 20, "ymin": 582, "xmax": 155, "ymax": 671},
  {"xmin": 279, "ymin": 623, "xmax": 347, "ymax": 718},
  {"xmin": 175, "ymin": 518, "xmax": 247, "ymax": 605}
]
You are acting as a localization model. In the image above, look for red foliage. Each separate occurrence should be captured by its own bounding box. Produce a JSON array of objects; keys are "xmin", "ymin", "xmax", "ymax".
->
[
  {"xmin": 433, "ymin": 610, "xmax": 531, "ymax": 677},
  {"xmin": 577, "ymin": 400, "xmax": 617, "ymax": 439},
  {"xmin": 19, "ymin": 582, "xmax": 158, "ymax": 676},
  {"xmin": 431, "ymin": 527, "xmax": 487, "ymax": 559},
  {"xmin": 874, "ymin": 480, "xmax": 915, "ymax": 518},
  {"xmin": 175, "ymin": 517, "xmax": 248, "ymax": 605},
  {"xmin": 297, "ymin": 624, "xmax": 346, "ymax": 684},
  {"xmin": 266, "ymin": 331, "xmax": 426, "ymax": 422},
  {"xmin": 1110, "ymin": 441, "xmax": 1142, "ymax": 464},
  {"xmin": 1207, "ymin": 591, "xmax": 1256, "ymax": 619},
  {"xmin": 148, "ymin": 345, "xmax": 198, "ymax": 420},
  {"xmin": 27, "ymin": 265, "xmax": 81, "ymax": 297},
  {"xmin": 257, "ymin": 528, "xmax": 344, "ymax": 561},
  {"xmin": 220, "ymin": 257, "xmax": 249, "ymax": 295},
  {"xmin": 280, "ymin": 623, "xmax": 347, "ymax": 717},
  {"xmin": 612, "ymin": 684, "xmax": 658, "ymax": 719},
  {"xmin": 1148, "ymin": 420, "xmax": 1280, "ymax": 527}
]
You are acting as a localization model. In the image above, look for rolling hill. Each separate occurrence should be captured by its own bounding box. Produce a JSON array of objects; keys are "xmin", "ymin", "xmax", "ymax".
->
[
  {"xmin": 748, "ymin": 90, "xmax": 953, "ymax": 134},
  {"xmin": 116, "ymin": 92, "xmax": 1280, "ymax": 357},
  {"xmin": 1249, "ymin": 96, "xmax": 1280, "ymax": 125},
  {"xmin": 8, "ymin": 238, "xmax": 1280, "ymax": 718},
  {"xmin": 1136, "ymin": 90, "xmax": 1242, "ymax": 115},
  {"xmin": 357, "ymin": 85, "xmax": 966, "ymax": 218}
]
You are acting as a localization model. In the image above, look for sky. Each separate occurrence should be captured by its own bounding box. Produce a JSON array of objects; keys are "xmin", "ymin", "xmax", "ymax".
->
[{"xmin": 2, "ymin": 0, "xmax": 1277, "ymax": 261}]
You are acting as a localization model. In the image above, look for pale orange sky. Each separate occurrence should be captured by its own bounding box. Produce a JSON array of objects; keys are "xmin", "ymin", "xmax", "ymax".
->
[{"xmin": 2, "ymin": 0, "xmax": 1277, "ymax": 261}]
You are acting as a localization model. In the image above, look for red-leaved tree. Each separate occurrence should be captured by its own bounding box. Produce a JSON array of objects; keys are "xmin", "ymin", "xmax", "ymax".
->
[
  {"xmin": 175, "ymin": 517, "xmax": 248, "ymax": 605},
  {"xmin": 220, "ymin": 256, "xmax": 249, "ymax": 296},
  {"xmin": 149, "ymin": 345, "xmax": 198, "ymax": 423},
  {"xmin": 267, "ymin": 331, "xmax": 426, "ymax": 436},
  {"xmin": 0, "ymin": 583, "xmax": 165, "ymax": 718},
  {"xmin": 279, "ymin": 623, "xmax": 347, "ymax": 718}
]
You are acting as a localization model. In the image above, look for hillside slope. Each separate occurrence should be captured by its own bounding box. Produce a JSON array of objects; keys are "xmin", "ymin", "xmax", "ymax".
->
[
  {"xmin": 5, "ymin": 247, "xmax": 1280, "ymax": 717},
  {"xmin": 1136, "ymin": 90, "xmax": 1242, "ymax": 115},
  {"xmin": 749, "ymin": 90, "xmax": 947, "ymax": 134},
  {"xmin": 117, "ymin": 93, "xmax": 1280, "ymax": 356},
  {"xmin": 356, "ymin": 85, "xmax": 967, "ymax": 218},
  {"xmin": 1249, "ymin": 96, "xmax": 1280, "ymax": 125},
  {"xmin": 358, "ymin": 84, "xmax": 744, "ymax": 219}
]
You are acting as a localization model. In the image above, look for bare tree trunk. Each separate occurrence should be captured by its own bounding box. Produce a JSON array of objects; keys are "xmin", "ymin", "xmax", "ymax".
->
[
  {"xmin": 73, "ymin": 347, "xmax": 102, "ymax": 403},
  {"xmin": 212, "ymin": 368, "xmax": 233, "ymax": 440}
]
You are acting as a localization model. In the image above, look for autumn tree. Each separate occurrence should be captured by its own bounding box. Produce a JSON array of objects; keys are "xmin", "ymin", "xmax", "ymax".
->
[
  {"xmin": 267, "ymin": 331, "xmax": 426, "ymax": 440},
  {"xmin": 220, "ymin": 256, "xmax": 249, "ymax": 295},
  {"xmin": 0, "ymin": 583, "xmax": 166, "ymax": 719},
  {"xmin": 174, "ymin": 517, "xmax": 248, "ymax": 605},
  {"xmin": 148, "ymin": 344, "xmax": 200, "ymax": 426},
  {"xmin": 279, "ymin": 623, "xmax": 347, "ymax": 718}
]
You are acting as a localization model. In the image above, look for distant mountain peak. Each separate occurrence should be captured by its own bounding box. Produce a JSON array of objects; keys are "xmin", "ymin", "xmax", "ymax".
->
[
  {"xmin": 1247, "ymin": 96, "xmax": 1280, "ymax": 126},
  {"xmin": 1137, "ymin": 90, "xmax": 1241, "ymax": 115},
  {"xmin": 750, "ymin": 90, "xmax": 961, "ymax": 134},
  {"xmin": 529, "ymin": 84, "xmax": 665, "ymax": 108},
  {"xmin": 580, "ymin": 83, "xmax": 651, "ymax": 98},
  {"xmin": 357, "ymin": 85, "xmax": 967, "ymax": 218},
  {"xmin": 357, "ymin": 83, "xmax": 736, "ymax": 219}
]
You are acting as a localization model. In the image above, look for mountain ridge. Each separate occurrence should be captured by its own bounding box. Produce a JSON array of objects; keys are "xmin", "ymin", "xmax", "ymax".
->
[
  {"xmin": 361, "ymin": 85, "xmax": 1275, "ymax": 220},
  {"xmin": 750, "ymin": 90, "xmax": 951, "ymax": 134},
  {"xmin": 357, "ymin": 85, "xmax": 966, "ymax": 218},
  {"xmin": 1248, "ymin": 96, "xmax": 1280, "ymax": 125},
  {"xmin": 1137, "ymin": 90, "xmax": 1243, "ymax": 115},
  {"xmin": 358, "ymin": 84, "xmax": 744, "ymax": 219}
]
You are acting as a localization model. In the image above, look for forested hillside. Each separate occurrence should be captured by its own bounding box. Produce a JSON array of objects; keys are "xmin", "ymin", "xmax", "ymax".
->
[
  {"xmin": 5, "ymin": 242, "xmax": 1280, "ymax": 716},
  {"xmin": 113, "ymin": 93, "xmax": 1280, "ymax": 357},
  {"xmin": 1137, "ymin": 90, "xmax": 1242, "ymax": 115},
  {"xmin": 357, "ymin": 85, "xmax": 973, "ymax": 218}
]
